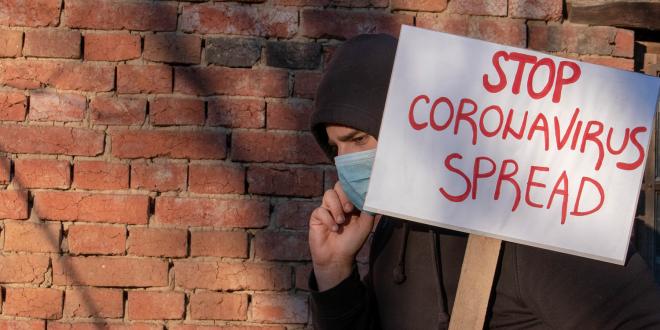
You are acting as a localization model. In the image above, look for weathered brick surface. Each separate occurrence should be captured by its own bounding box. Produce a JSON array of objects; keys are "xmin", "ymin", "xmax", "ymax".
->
[
  {"xmin": 144, "ymin": 33, "xmax": 201, "ymax": 64},
  {"xmin": 251, "ymin": 293, "xmax": 308, "ymax": 323},
  {"xmin": 247, "ymin": 166, "xmax": 323, "ymax": 197},
  {"xmin": 468, "ymin": 17, "xmax": 527, "ymax": 48},
  {"xmin": 47, "ymin": 322, "xmax": 161, "ymax": 330},
  {"xmin": 52, "ymin": 256, "xmax": 169, "ymax": 287},
  {"xmin": 266, "ymin": 99, "xmax": 313, "ymax": 131},
  {"xmin": 189, "ymin": 163, "xmax": 245, "ymax": 194},
  {"xmin": 175, "ymin": 67, "xmax": 288, "ymax": 97},
  {"xmin": 174, "ymin": 260, "xmax": 291, "ymax": 290},
  {"xmin": 155, "ymin": 196, "xmax": 269, "ymax": 228},
  {"xmin": 0, "ymin": 91, "xmax": 26, "ymax": 121},
  {"xmin": 189, "ymin": 292, "xmax": 248, "ymax": 320},
  {"xmin": 117, "ymin": 64, "xmax": 172, "ymax": 94},
  {"xmin": 0, "ymin": 320, "xmax": 45, "ymax": 330},
  {"xmin": 0, "ymin": 126, "xmax": 104, "ymax": 156},
  {"xmin": 0, "ymin": 157, "xmax": 9, "ymax": 183},
  {"xmin": 181, "ymin": 3, "xmax": 298, "ymax": 37},
  {"xmin": 64, "ymin": 287, "xmax": 124, "ymax": 318},
  {"xmin": 0, "ymin": 60, "xmax": 114, "ymax": 91},
  {"xmin": 24, "ymin": 30, "xmax": 81, "ymax": 58},
  {"xmin": 447, "ymin": 0, "xmax": 507, "ymax": 16},
  {"xmin": 232, "ymin": 131, "xmax": 328, "ymax": 164},
  {"xmin": 127, "ymin": 291, "xmax": 185, "ymax": 320},
  {"xmin": 392, "ymin": 0, "xmax": 447, "ymax": 11},
  {"xmin": 14, "ymin": 158, "xmax": 70, "ymax": 189},
  {"xmin": 206, "ymin": 37, "xmax": 262, "ymax": 67},
  {"xmin": 509, "ymin": 0, "xmax": 562, "ymax": 20},
  {"xmin": 254, "ymin": 230, "xmax": 311, "ymax": 261},
  {"xmin": 266, "ymin": 41, "xmax": 322, "ymax": 69},
  {"xmin": 301, "ymin": 9, "xmax": 413, "ymax": 39},
  {"xmin": 0, "ymin": 190, "xmax": 29, "ymax": 219},
  {"xmin": 130, "ymin": 161, "xmax": 187, "ymax": 192},
  {"xmin": 67, "ymin": 224, "xmax": 126, "ymax": 255},
  {"xmin": 3, "ymin": 288, "xmax": 63, "ymax": 319},
  {"xmin": 0, "ymin": 0, "xmax": 61, "ymax": 27},
  {"xmin": 271, "ymin": 200, "xmax": 316, "ymax": 230},
  {"xmin": 28, "ymin": 91, "xmax": 86, "ymax": 122},
  {"xmin": 3, "ymin": 220, "xmax": 61, "ymax": 252},
  {"xmin": 208, "ymin": 98, "xmax": 265, "ymax": 128},
  {"xmin": 0, "ymin": 255, "xmax": 49, "ymax": 284},
  {"xmin": 64, "ymin": 0, "xmax": 177, "ymax": 31},
  {"xmin": 34, "ymin": 191, "xmax": 149, "ymax": 224},
  {"xmin": 73, "ymin": 161, "xmax": 129, "ymax": 190},
  {"xmin": 150, "ymin": 97, "xmax": 204, "ymax": 126},
  {"xmin": 84, "ymin": 33, "xmax": 141, "ymax": 61},
  {"xmin": 0, "ymin": 30, "xmax": 23, "ymax": 57},
  {"xmin": 293, "ymin": 71, "xmax": 322, "ymax": 99},
  {"xmin": 127, "ymin": 227, "xmax": 187, "ymax": 257},
  {"xmin": 90, "ymin": 97, "xmax": 146, "ymax": 126},
  {"xmin": 190, "ymin": 230, "xmax": 248, "ymax": 258},
  {"xmin": 110, "ymin": 129, "xmax": 226, "ymax": 160}
]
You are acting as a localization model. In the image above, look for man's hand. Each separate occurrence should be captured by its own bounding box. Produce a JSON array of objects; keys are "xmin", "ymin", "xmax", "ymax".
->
[{"xmin": 309, "ymin": 181, "xmax": 375, "ymax": 291}]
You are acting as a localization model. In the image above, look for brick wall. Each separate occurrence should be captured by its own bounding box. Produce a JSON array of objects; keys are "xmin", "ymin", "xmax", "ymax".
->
[{"xmin": 0, "ymin": 0, "xmax": 635, "ymax": 329}]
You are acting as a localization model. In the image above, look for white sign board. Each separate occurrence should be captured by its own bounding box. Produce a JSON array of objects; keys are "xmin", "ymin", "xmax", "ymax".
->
[{"xmin": 364, "ymin": 25, "xmax": 660, "ymax": 265}]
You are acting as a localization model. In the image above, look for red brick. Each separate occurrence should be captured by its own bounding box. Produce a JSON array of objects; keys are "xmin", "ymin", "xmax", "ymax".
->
[
  {"xmin": 0, "ymin": 91, "xmax": 26, "ymax": 121},
  {"xmin": 190, "ymin": 230, "xmax": 248, "ymax": 258},
  {"xmin": 144, "ymin": 33, "xmax": 201, "ymax": 64},
  {"xmin": 128, "ymin": 227, "xmax": 187, "ymax": 257},
  {"xmin": 232, "ymin": 131, "xmax": 328, "ymax": 164},
  {"xmin": 468, "ymin": 17, "xmax": 526, "ymax": 48},
  {"xmin": 613, "ymin": 29, "xmax": 634, "ymax": 58},
  {"xmin": 189, "ymin": 163, "xmax": 245, "ymax": 194},
  {"xmin": 47, "ymin": 323, "xmax": 160, "ymax": 330},
  {"xmin": 190, "ymin": 292, "xmax": 247, "ymax": 320},
  {"xmin": 0, "ymin": 30, "xmax": 23, "ymax": 57},
  {"xmin": 0, "ymin": 320, "xmax": 44, "ymax": 330},
  {"xmin": 175, "ymin": 67, "xmax": 288, "ymax": 97},
  {"xmin": 248, "ymin": 166, "xmax": 323, "ymax": 197},
  {"xmin": 52, "ymin": 256, "xmax": 168, "ymax": 287},
  {"xmin": 272, "ymin": 200, "xmax": 316, "ymax": 230},
  {"xmin": 0, "ymin": 60, "xmax": 114, "ymax": 91},
  {"xmin": 34, "ymin": 191, "xmax": 149, "ymax": 224},
  {"xmin": 581, "ymin": 56, "xmax": 634, "ymax": 71},
  {"xmin": 67, "ymin": 224, "xmax": 126, "ymax": 255},
  {"xmin": 295, "ymin": 264, "xmax": 312, "ymax": 290},
  {"xmin": 0, "ymin": 0, "xmax": 61, "ymax": 27},
  {"xmin": 251, "ymin": 293, "xmax": 308, "ymax": 323},
  {"xmin": 301, "ymin": 9, "xmax": 413, "ymax": 39},
  {"xmin": 28, "ymin": 91, "xmax": 86, "ymax": 122},
  {"xmin": 85, "ymin": 33, "xmax": 141, "ymax": 61},
  {"xmin": 150, "ymin": 97, "xmax": 204, "ymax": 126},
  {"xmin": 254, "ymin": 231, "xmax": 310, "ymax": 261},
  {"xmin": 528, "ymin": 22, "xmax": 616, "ymax": 55},
  {"xmin": 130, "ymin": 161, "xmax": 187, "ymax": 192},
  {"xmin": 293, "ymin": 71, "xmax": 322, "ymax": 99},
  {"xmin": 155, "ymin": 196, "xmax": 268, "ymax": 228},
  {"xmin": 509, "ymin": 0, "xmax": 562, "ymax": 20},
  {"xmin": 117, "ymin": 64, "xmax": 172, "ymax": 94},
  {"xmin": 267, "ymin": 99, "xmax": 313, "ymax": 131},
  {"xmin": 170, "ymin": 326, "xmax": 283, "ymax": 330},
  {"xmin": 24, "ymin": 30, "xmax": 80, "ymax": 58},
  {"xmin": 64, "ymin": 287, "xmax": 123, "ymax": 318},
  {"xmin": 174, "ymin": 260, "xmax": 290, "ymax": 290},
  {"xmin": 416, "ymin": 13, "xmax": 469, "ymax": 36},
  {"xmin": 127, "ymin": 291, "xmax": 184, "ymax": 320},
  {"xmin": 0, "ymin": 255, "xmax": 49, "ymax": 284},
  {"xmin": 110, "ymin": 129, "xmax": 226, "ymax": 160},
  {"xmin": 3, "ymin": 220, "xmax": 61, "ymax": 253},
  {"xmin": 392, "ymin": 0, "xmax": 447, "ymax": 11},
  {"xmin": 73, "ymin": 161, "xmax": 129, "ymax": 190},
  {"xmin": 64, "ymin": 0, "xmax": 177, "ymax": 31},
  {"xmin": 448, "ymin": 0, "xmax": 506, "ymax": 16},
  {"xmin": 4, "ymin": 287, "xmax": 63, "ymax": 319},
  {"xmin": 181, "ymin": 3, "xmax": 297, "ymax": 38},
  {"xmin": 324, "ymin": 168, "xmax": 338, "ymax": 190},
  {"xmin": 0, "ymin": 157, "xmax": 9, "ymax": 183},
  {"xmin": 207, "ymin": 98, "xmax": 265, "ymax": 128},
  {"xmin": 90, "ymin": 97, "xmax": 146, "ymax": 126},
  {"xmin": 14, "ymin": 158, "xmax": 70, "ymax": 189},
  {"xmin": 0, "ymin": 190, "xmax": 28, "ymax": 219}
]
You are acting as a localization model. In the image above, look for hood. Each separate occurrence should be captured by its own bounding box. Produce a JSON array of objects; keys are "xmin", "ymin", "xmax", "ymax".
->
[{"xmin": 310, "ymin": 33, "xmax": 398, "ymax": 159}]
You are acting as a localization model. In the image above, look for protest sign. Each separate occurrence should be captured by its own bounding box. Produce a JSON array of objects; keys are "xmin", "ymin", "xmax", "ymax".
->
[{"xmin": 364, "ymin": 25, "xmax": 660, "ymax": 265}]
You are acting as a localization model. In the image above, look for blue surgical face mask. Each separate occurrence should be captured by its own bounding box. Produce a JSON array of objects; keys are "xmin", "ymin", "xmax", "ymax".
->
[{"xmin": 334, "ymin": 148, "xmax": 377, "ymax": 213}]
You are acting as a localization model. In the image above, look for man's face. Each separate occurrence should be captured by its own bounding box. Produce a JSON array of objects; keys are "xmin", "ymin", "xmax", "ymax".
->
[{"xmin": 326, "ymin": 124, "xmax": 378, "ymax": 156}]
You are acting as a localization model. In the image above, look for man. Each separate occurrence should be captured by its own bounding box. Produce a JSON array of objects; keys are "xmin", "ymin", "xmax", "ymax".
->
[{"xmin": 308, "ymin": 33, "xmax": 660, "ymax": 329}]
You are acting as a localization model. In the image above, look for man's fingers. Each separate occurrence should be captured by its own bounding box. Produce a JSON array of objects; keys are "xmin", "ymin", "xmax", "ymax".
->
[
  {"xmin": 311, "ymin": 207, "xmax": 339, "ymax": 232},
  {"xmin": 334, "ymin": 181, "xmax": 355, "ymax": 213},
  {"xmin": 321, "ymin": 189, "xmax": 346, "ymax": 224}
]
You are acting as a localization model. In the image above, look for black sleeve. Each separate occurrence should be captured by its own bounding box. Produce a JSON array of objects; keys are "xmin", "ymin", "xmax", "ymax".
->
[
  {"xmin": 513, "ymin": 244, "xmax": 660, "ymax": 329},
  {"xmin": 309, "ymin": 264, "xmax": 380, "ymax": 330}
]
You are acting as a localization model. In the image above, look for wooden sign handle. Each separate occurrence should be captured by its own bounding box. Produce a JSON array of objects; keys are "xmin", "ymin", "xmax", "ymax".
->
[{"xmin": 448, "ymin": 234, "xmax": 502, "ymax": 330}]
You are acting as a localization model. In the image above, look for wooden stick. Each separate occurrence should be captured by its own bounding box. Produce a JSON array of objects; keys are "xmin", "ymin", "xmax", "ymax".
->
[{"xmin": 448, "ymin": 234, "xmax": 502, "ymax": 330}]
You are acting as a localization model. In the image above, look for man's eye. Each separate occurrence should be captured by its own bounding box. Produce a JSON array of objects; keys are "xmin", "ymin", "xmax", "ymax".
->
[{"xmin": 354, "ymin": 135, "xmax": 368, "ymax": 144}]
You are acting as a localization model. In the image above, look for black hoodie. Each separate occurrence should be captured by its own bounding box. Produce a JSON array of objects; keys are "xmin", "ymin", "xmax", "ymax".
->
[{"xmin": 309, "ymin": 33, "xmax": 660, "ymax": 330}]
